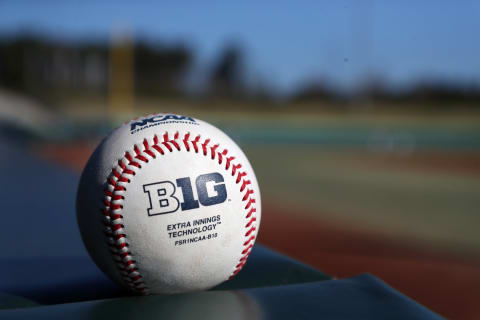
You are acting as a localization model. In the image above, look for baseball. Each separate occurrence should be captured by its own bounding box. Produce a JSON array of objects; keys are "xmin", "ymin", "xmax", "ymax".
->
[{"xmin": 76, "ymin": 113, "xmax": 261, "ymax": 294}]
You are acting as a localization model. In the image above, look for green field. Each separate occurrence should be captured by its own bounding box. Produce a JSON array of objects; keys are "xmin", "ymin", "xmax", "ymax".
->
[
  {"xmin": 244, "ymin": 146, "xmax": 480, "ymax": 251},
  {"xmin": 196, "ymin": 109, "xmax": 480, "ymax": 253}
]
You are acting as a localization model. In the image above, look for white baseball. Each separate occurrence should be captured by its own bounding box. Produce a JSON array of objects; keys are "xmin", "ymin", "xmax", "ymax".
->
[{"xmin": 76, "ymin": 114, "xmax": 261, "ymax": 294}]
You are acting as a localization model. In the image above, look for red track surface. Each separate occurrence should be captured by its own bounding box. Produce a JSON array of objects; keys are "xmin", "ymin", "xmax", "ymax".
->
[
  {"xmin": 258, "ymin": 207, "xmax": 480, "ymax": 320},
  {"xmin": 35, "ymin": 142, "xmax": 480, "ymax": 320}
]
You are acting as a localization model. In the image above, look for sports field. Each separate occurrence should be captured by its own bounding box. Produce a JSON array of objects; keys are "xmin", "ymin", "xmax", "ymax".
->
[
  {"xmin": 188, "ymin": 108, "xmax": 480, "ymax": 251},
  {"xmin": 34, "ymin": 107, "xmax": 480, "ymax": 319}
]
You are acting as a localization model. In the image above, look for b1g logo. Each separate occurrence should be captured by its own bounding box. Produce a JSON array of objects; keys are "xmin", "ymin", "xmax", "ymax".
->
[{"xmin": 143, "ymin": 172, "xmax": 227, "ymax": 216}]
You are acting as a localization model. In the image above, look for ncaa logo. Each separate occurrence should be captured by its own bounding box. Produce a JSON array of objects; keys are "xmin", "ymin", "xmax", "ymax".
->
[{"xmin": 143, "ymin": 172, "xmax": 227, "ymax": 216}]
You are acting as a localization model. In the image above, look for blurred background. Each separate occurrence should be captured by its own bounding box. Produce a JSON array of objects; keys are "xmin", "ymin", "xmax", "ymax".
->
[{"xmin": 0, "ymin": 1, "xmax": 479, "ymax": 319}]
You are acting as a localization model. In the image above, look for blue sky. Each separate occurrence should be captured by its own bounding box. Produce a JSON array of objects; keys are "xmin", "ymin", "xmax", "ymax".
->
[{"xmin": 0, "ymin": 1, "xmax": 479, "ymax": 92}]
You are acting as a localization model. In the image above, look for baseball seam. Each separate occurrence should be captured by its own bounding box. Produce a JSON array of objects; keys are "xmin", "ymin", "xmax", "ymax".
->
[{"xmin": 101, "ymin": 131, "xmax": 258, "ymax": 294}]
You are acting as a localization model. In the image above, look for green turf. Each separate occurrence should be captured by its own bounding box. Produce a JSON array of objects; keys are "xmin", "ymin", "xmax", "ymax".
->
[
  {"xmin": 242, "ymin": 145, "xmax": 480, "ymax": 252},
  {"xmin": 186, "ymin": 109, "xmax": 480, "ymax": 252}
]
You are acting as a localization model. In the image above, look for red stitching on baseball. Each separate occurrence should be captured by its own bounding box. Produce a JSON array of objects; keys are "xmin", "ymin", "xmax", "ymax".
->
[
  {"xmin": 210, "ymin": 144, "xmax": 219, "ymax": 160},
  {"xmin": 117, "ymin": 242, "xmax": 128, "ymax": 249},
  {"xmin": 125, "ymin": 152, "xmax": 141, "ymax": 168},
  {"xmin": 163, "ymin": 141, "xmax": 173, "ymax": 152},
  {"xmin": 134, "ymin": 145, "xmax": 149, "ymax": 162},
  {"xmin": 114, "ymin": 234, "xmax": 127, "ymax": 240},
  {"xmin": 240, "ymin": 179, "xmax": 251, "ymax": 192},
  {"xmin": 170, "ymin": 140, "xmax": 181, "ymax": 151},
  {"xmin": 237, "ymin": 254, "xmax": 249, "ymax": 264},
  {"xmin": 242, "ymin": 244, "xmax": 254, "ymax": 255},
  {"xmin": 111, "ymin": 204, "xmax": 122, "ymax": 210},
  {"xmin": 243, "ymin": 235, "xmax": 255, "ymax": 246},
  {"xmin": 143, "ymin": 139, "xmax": 156, "ymax": 158},
  {"xmin": 242, "ymin": 189, "xmax": 254, "ymax": 201},
  {"xmin": 112, "ymin": 169, "xmax": 121, "ymax": 178},
  {"xmin": 101, "ymin": 129, "xmax": 258, "ymax": 294},
  {"xmin": 231, "ymin": 163, "xmax": 241, "ymax": 176},
  {"xmin": 123, "ymin": 169, "xmax": 135, "ymax": 175},
  {"xmin": 225, "ymin": 156, "xmax": 234, "ymax": 170},
  {"xmin": 192, "ymin": 135, "xmax": 201, "ymax": 153},
  {"xmin": 152, "ymin": 145, "xmax": 163, "ymax": 154},
  {"xmin": 117, "ymin": 176, "xmax": 130, "ymax": 183},
  {"xmin": 245, "ymin": 226, "xmax": 256, "ymax": 237},
  {"xmin": 163, "ymin": 132, "xmax": 169, "ymax": 142},
  {"xmin": 245, "ymin": 217, "xmax": 256, "ymax": 228},
  {"xmin": 183, "ymin": 133, "xmax": 191, "ymax": 151},
  {"xmin": 218, "ymin": 149, "xmax": 227, "ymax": 165},
  {"xmin": 202, "ymin": 138, "xmax": 210, "ymax": 156},
  {"xmin": 235, "ymin": 172, "xmax": 245, "ymax": 184},
  {"xmin": 245, "ymin": 198, "xmax": 255, "ymax": 209}
]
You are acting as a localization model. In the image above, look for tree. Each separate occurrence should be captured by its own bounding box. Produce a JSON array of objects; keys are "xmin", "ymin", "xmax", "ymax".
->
[{"xmin": 209, "ymin": 44, "xmax": 244, "ymax": 97}]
